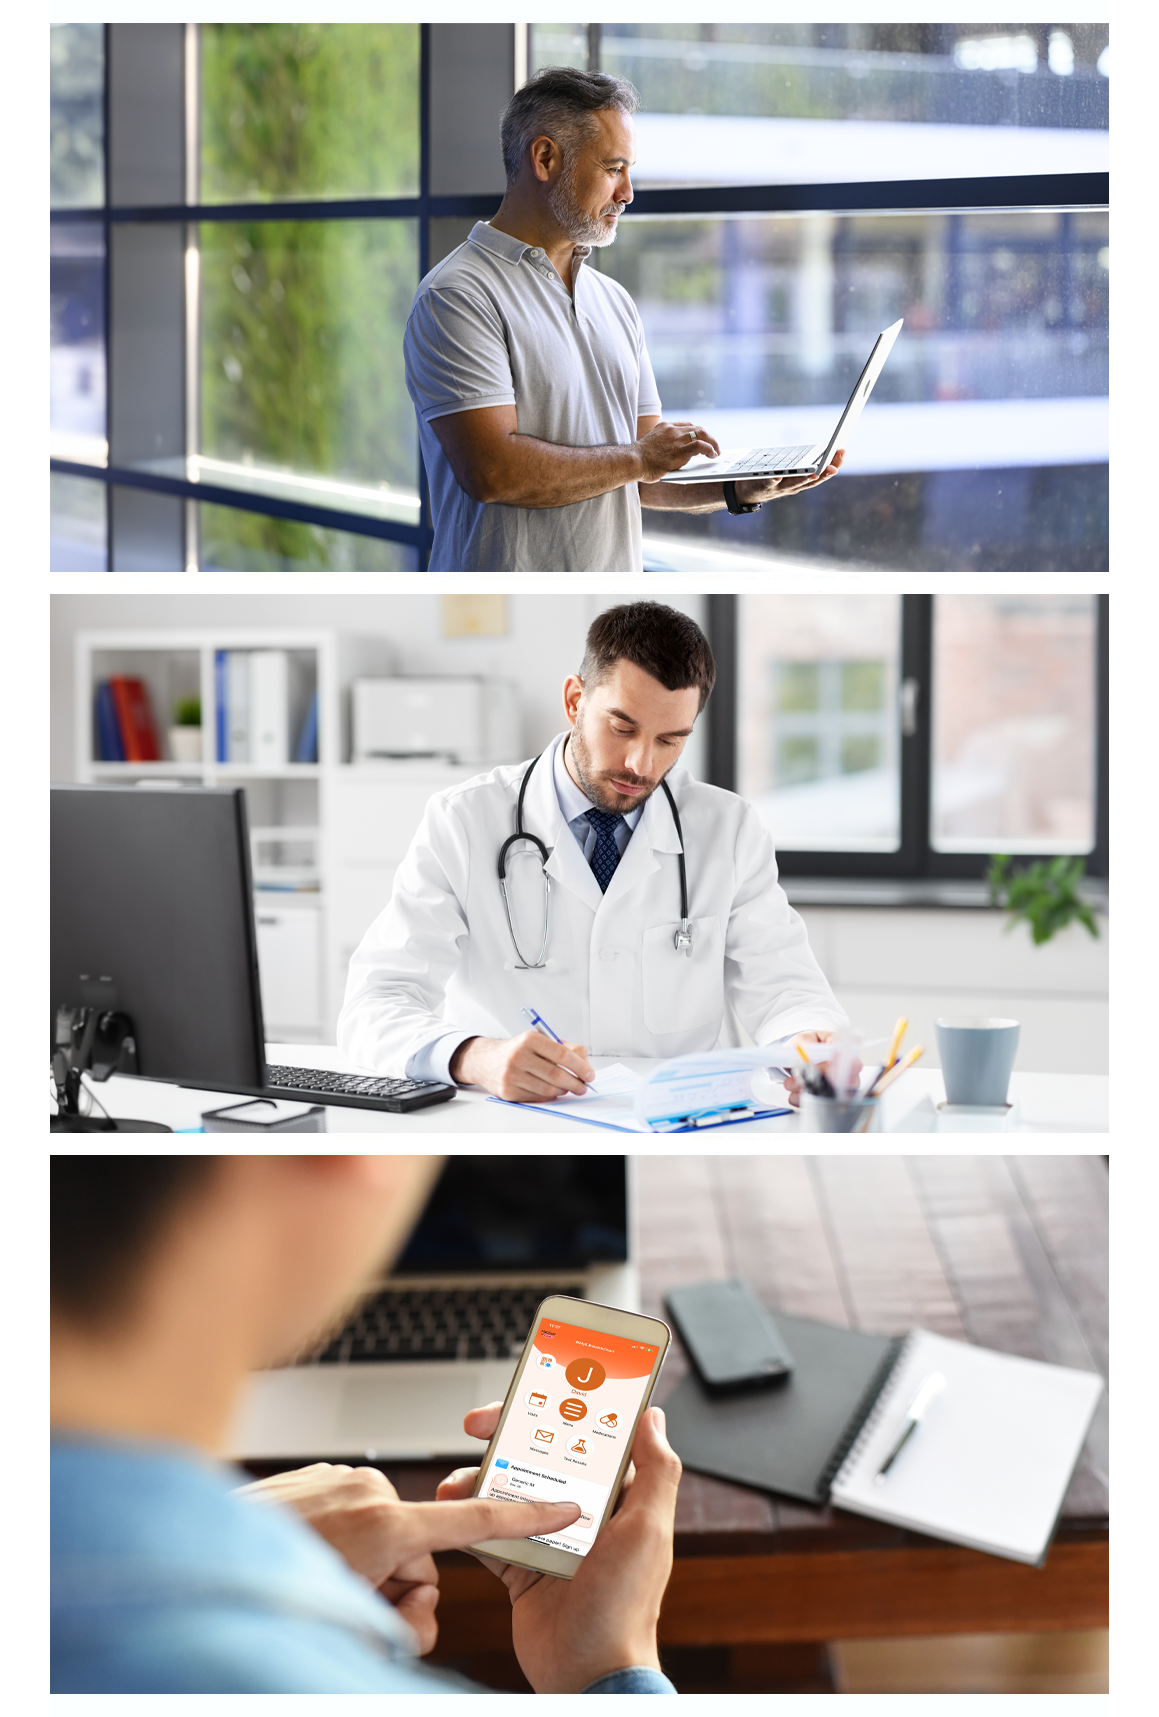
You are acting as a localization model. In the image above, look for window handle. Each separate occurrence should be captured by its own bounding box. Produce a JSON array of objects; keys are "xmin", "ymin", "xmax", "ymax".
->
[{"xmin": 899, "ymin": 677, "xmax": 920, "ymax": 738}]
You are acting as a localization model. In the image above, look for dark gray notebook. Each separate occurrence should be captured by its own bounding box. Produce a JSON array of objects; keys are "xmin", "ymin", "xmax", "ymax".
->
[{"xmin": 662, "ymin": 1310, "xmax": 903, "ymax": 1505}]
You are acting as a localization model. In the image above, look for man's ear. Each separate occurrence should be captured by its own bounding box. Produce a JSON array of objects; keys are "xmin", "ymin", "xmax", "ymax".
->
[
  {"xmin": 529, "ymin": 134, "xmax": 559, "ymax": 185},
  {"xmin": 562, "ymin": 673, "xmax": 584, "ymax": 727}
]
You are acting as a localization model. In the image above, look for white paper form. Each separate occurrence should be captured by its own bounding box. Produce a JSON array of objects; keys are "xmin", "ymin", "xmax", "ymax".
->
[{"xmin": 488, "ymin": 1045, "xmax": 798, "ymax": 1133}]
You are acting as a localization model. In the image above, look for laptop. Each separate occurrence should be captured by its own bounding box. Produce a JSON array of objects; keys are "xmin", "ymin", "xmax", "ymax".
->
[
  {"xmin": 659, "ymin": 317, "xmax": 903, "ymax": 482},
  {"xmin": 228, "ymin": 1156, "xmax": 639, "ymax": 1461}
]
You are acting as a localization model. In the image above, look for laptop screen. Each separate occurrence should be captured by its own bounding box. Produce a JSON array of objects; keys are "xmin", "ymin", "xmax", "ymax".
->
[{"xmin": 394, "ymin": 1156, "xmax": 627, "ymax": 1273}]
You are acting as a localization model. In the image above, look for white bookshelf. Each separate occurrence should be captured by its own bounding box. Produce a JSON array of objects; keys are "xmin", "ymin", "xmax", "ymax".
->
[{"xmin": 74, "ymin": 629, "xmax": 511, "ymax": 1042}]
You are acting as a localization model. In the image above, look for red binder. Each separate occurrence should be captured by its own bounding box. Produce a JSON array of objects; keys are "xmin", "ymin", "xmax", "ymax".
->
[{"xmin": 108, "ymin": 676, "xmax": 162, "ymax": 762}]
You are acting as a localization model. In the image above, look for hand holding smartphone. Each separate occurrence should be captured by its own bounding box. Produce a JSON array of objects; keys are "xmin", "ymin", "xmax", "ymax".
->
[{"xmin": 468, "ymin": 1295, "xmax": 670, "ymax": 1577}]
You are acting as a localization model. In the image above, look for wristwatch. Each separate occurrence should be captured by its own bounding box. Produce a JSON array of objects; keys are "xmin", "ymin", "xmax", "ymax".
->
[{"xmin": 723, "ymin": 480, "xmax": 761, "ymax": 515}]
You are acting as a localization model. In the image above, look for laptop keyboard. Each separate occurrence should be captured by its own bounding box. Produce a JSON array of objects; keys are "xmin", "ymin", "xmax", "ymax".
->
[
  {"xmin": 725, "ymin": 443, "xmax": 815, "ymax": 474},
  {"xmin": 265, "ymin": 1064, "xmax": 455, "ymax": 1113},
  {"xmin": 299, "ymin": 1283, "xmax": 586, "ymax": 1365}
]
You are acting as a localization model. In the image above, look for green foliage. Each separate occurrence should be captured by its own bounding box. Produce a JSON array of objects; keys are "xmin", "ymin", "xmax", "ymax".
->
[
  {"xmin": 987, "ymin": 854, "xmax": 1100, "ymax": 947},
  {"xmin": 200, "ymin": 23, "xmax": 419, "ymax": 202},
  {"xmin": 173, "ymin": 696, "xmax": 202, "ymax": 728},
  {"xmin": 51, "ymin": 23, "xmax": 104, "ymax": 208},
  {"xmin": 198, "ymin": 25, "xmax": 421, "ymax": 565}
]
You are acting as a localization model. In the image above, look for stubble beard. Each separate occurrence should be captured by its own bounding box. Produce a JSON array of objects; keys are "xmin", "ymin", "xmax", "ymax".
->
[
  {"xmin": 547, "ymin": 153, "xmax": 621, "ymax": 249},
  {"xmin": 567, "ymin": 716, "xmax": 663, "ymax": 816}
]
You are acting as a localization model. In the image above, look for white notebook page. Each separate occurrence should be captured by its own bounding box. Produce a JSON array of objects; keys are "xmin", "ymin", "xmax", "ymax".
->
[{"xmin": 830, "ymin": 1328, "xmax": 1104, "ymax": 1565}]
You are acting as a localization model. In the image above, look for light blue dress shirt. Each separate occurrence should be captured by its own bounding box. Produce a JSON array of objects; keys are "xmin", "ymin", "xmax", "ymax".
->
[
  {"xmin": 51, "ymin": 1438, "xmax": 675, "ymax": 1694},
  {"xmin": 404, "ymin": 739, "xmax": 642, "ymax": 1086}
]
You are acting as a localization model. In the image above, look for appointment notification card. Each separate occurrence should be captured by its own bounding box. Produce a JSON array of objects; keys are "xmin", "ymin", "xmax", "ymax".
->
[{"xmin": 479, "ymin": 1315, "xmax": 660, "ymax": 1557}]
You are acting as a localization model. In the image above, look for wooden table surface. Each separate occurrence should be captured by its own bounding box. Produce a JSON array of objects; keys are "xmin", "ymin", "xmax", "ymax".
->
[{"xmin": 251, "ymin": 1155, "xmax": 1109, "ymax": 1687}]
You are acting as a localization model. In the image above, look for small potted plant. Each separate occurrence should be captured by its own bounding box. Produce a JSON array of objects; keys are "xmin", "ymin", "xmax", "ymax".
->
[
  {"xmin": 168, "ymin": 695, "xmax": 203, "ymax": 764},
  {"xmin": 987, "ymin": 854, "xmax": 1101, "ymax": 946}
]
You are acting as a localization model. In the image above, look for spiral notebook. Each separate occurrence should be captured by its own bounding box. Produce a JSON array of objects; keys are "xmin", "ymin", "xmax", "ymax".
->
[{"xmin": 663, "ymin": 1314, "xmax": 1103, "ymax": 1566}]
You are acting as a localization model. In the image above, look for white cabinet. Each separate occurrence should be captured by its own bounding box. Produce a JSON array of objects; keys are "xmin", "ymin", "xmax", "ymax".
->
[
  {"xmin": 325, "ymin": 763, "xmax": 482, "ymax": 1036},
  {"xmin": 254, "ymin": 899, "xmax": 323, "ymax": 1038}
]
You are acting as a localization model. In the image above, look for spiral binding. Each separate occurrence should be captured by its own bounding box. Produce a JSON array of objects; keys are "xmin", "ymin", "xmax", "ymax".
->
[{"xmin": 820, "ymin": 1331, "xmax": 912, "ymax": 1498}]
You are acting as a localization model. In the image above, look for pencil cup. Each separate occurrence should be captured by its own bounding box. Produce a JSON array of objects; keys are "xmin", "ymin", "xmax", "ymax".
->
[
  {"xmin": 799, "ymin": 1093, "xmax": 881, "ymax": 1133},
  {"xmin": 935, "ymin": 1017, "xmax": 1020, "ymax": 1107}
]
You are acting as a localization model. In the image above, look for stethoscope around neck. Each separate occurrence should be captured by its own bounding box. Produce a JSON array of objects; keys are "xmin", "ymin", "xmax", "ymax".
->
[{"xmin": 497, "ymin": 748, "xmax": 692, "ymax": 971}]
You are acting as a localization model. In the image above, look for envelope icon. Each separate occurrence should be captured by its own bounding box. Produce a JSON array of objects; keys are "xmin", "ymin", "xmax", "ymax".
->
[{"xmin": 534, "ymin": 1428, "xmax": 555, "ymax": 1444}]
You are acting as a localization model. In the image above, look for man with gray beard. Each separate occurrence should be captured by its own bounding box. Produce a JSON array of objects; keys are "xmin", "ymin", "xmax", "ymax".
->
[{"xmin": 404, "ymin": 67, "xmax": 844, "ymax": 571}]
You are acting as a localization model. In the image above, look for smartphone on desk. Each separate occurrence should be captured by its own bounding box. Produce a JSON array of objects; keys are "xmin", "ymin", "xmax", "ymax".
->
[
  {"xmin": 470, "ymin": 1295, "xmax": 669, "ymax": 1579},
  {"xmin": 664, "ymin": 1279, "xmax": 794, "ymax": 1389}
]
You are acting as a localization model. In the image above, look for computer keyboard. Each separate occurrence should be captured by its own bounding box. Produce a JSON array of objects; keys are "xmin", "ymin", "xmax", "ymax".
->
[
  {"xmin": 264, "ymin": 1064, "xmax": 456, "ymax": 1114},
  {"xmin": 725, "ymin": 443, "xmax": 815, "ymax": 474},
  {"xmin": 299, "ymin": 1282, "xmax": 585, "ymax": 1364}
]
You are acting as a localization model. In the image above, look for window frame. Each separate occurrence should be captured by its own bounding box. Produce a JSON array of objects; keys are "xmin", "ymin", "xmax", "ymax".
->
[
  {"xmin": 49, "ymin": 22, "xmax": 1109, "ymax": 571},
  {"xmin": 706, "ymin": 592, "xmax": 1108, "ymax": 880}
]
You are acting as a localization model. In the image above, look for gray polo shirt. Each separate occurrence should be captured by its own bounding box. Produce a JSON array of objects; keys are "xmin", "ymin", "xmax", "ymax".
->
[{"xmin": 404, "ymin": 221, "xmax": 661, "ymax": 572}]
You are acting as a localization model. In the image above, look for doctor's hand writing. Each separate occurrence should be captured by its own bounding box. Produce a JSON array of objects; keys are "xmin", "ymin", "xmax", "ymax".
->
[{"xmin": 450, "ymin": 1031, "xmax": 595, "ymax": 1102}]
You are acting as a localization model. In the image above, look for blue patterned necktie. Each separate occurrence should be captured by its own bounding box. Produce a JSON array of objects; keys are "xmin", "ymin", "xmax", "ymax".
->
[{"xmin": 585, "ymin": 807, "xmax": 625, "ymax": 893}]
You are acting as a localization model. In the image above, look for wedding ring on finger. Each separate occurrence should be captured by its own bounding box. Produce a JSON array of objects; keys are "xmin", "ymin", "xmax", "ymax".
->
[{"xmin": 688, "ymin": 428, "xmax": 696, "ymax": 441}]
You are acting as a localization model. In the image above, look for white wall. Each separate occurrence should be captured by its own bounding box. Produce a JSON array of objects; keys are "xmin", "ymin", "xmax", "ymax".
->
[
  {"xmin": 50, "ymin": 592, "xmax": 709, "ymax": 783},
  {"xmin": 798, "ymin": 905, "xmax": 1108, "ymax": 1076}
]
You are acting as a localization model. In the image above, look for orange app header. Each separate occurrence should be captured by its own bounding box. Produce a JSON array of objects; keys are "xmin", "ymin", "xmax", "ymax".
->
[{"xmin": 534, "ymin": 1318, "xmax": 658, "ymax": 1382}]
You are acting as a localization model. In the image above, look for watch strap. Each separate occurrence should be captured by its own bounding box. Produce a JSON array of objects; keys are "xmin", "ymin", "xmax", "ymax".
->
[{"xmin": 723, "ymin": 480, "xmax": 761, "ymax": 515}]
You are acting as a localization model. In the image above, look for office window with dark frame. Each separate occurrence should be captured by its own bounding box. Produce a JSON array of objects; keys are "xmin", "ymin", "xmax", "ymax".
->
[
  {"xmin": 50, "ymin": 22, "xmax": 1108, "ymax": 572},
  {"xmin": 706, "ymin": 593, "xmax": 1108, "ymax": 882}
]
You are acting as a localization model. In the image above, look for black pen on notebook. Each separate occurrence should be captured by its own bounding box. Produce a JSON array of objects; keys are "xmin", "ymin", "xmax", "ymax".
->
[{"xmin": 874, "ymin": 1371, "xmax": 946, "ymax": 1482}]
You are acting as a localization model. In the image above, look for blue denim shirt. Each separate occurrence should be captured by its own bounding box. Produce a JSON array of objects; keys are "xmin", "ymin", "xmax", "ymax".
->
[{"xmin": 51, "ymin": 1439, "xmax": 675, "ymax": 1694}]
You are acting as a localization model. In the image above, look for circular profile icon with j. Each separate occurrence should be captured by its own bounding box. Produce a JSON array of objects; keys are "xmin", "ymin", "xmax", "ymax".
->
[{"xmin": 564, "ymin": 1357, "xmax": 607, "ymax": 1391}]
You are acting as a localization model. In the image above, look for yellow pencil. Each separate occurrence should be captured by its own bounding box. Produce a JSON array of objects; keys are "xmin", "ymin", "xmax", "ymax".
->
[
  {"xmin": 870, "ymin": 1044, "xmax": 923, "ymax": 1097},
  {"xmin": 884, "ymin": 1015, "xmax": 908, "ymax": 1071}
]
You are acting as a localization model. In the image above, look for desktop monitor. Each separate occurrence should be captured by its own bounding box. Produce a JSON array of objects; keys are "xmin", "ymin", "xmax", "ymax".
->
[{"xmin": 51, "ymin": 785, "xmax": 267, "ymax": 1093}]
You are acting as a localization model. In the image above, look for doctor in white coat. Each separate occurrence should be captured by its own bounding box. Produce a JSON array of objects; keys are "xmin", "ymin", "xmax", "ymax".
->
[{"xmin": 338, "ymin": 602, "xmax": 849, "ymax": 1102}]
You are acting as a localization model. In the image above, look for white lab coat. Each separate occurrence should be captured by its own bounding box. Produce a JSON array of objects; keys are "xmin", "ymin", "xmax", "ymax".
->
[{"xmin": 338, "ymin": 733, "xmax": 848, "ymax": 1073}]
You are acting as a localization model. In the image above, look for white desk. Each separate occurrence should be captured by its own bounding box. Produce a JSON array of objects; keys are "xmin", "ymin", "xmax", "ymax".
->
[{"xmin": 74, "ymin": 1043, "xmax": 1108, "ymax": 1135}]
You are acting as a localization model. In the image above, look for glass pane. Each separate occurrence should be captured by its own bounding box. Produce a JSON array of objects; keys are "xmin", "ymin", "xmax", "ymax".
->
[
  {"xmin": 51, "ymin": 23, "xmax": 104, "ymax": 209},
  {"xmin": 51, "ymin": 474, "xmax": 107, "ymax": 572},
  {"xmin": 598, "ymin": 23, "xmax": 1108, "ymax": 187},
  {"xmin": 530, "ymin": 24, "xmax": 590, "ymax": 74},
  {"xmin": 598, "ymin": 209, "xmax": 1108, "ymax": 571},
  {"xmin": 199, "ymin": 503, "xmax": 417, "ymax": 571},
  {"xmin": 198, "ymin": 218, "xmax": 419, "ymax": 524},
  {"xmin": 737, "ymin": 595, "xmax": 901, "ymax": 850},
  {"xmin": 200, "ymin": 24, "xmax": 420, "ymax": 202},
  {"xmin": 930, "ymin": 595, "xmax": 1096, "ymax": 853},
  {"xmin": 51, "ymin": 222, "xmax": 107, "ymax": 465}
]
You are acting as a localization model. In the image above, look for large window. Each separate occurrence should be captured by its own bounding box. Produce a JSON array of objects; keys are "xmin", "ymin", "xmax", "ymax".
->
[
  {"xmin": 51, "ymin": 23, "xmax": 1108, "ymax": 571},
  {"xmin": 715, "ymin": 594, "xmax": 1106, "ymax": 879}
]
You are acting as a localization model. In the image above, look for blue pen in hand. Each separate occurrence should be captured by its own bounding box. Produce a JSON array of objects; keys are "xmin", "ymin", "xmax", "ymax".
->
[{"xmin": 520, "ymin": 1007, "xmax": 593, "ymax": 1090}]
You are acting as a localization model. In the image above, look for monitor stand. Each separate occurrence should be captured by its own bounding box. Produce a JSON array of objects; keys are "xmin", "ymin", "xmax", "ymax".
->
[{"xmin": 51, "ymin": 1112, "xmax": 172, "ymax": 1132}]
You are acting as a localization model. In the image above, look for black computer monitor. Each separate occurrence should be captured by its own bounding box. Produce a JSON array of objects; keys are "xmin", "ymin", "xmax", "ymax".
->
[{"xmin": 51, "ymin": 785, "xmax": 267, "ymax": 1095}]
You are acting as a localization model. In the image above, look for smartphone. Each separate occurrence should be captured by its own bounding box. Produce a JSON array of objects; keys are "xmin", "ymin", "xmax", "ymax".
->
[
  {"xmin": 664, "ymin": 1279, "xmax": 794, "ymax": 1389},
  {"xmin": 470, "ymin": 1294, "xmax": 670, "ymax": 1579}
]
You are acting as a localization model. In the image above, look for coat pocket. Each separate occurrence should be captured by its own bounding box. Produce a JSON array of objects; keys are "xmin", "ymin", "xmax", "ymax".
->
[{"xmin": 640, "ymin": 916, "xmax": 724, "ymax": 1037}]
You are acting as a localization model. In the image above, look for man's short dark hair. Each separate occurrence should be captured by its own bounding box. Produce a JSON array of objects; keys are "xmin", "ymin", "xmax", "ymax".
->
[
  {"xmin": 580, "ymin": 602, "xmax": 716, "ymax": 713},
  {"xmin": 500, "ymin": 65, "xmax": 639, "ymax": 184},
  {"xmin": 52, "ymin": 1156, "xmax": 216, "ymax": 1324}
]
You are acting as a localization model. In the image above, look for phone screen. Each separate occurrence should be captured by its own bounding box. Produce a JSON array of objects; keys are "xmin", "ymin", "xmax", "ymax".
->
[{"xmin": 477, "ymin": 1314, "xmax": 661, "ymax": 1558}]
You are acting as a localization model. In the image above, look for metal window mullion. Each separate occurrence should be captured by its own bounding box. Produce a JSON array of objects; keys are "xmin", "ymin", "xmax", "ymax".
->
[
  {"xmin": 1092, "ymin": 594, "xmax": 1108, "ymax": 878},
  {"xmin": 102, "ymin": 22, "xmax": 112, "ymax": 573},
  {"xmin": 184, "ymin": 22, "xmax": 200, "ymax": 572},
  {"xmin": 898, "ymin": 595, "xmax": 933, "ymax": 879},
  {"xmin": 418, "ymin": 22, "xmax": 433, "ymax": 570}
]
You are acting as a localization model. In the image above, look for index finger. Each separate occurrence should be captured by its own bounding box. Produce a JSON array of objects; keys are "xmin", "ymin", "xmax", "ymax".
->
[{"xmin": 389, "ymin": 1495, "xmax": 581, "ymax": 1561}]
